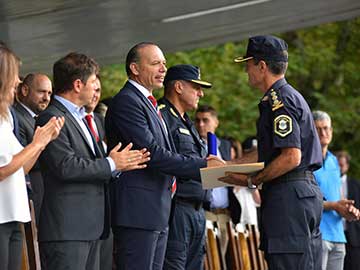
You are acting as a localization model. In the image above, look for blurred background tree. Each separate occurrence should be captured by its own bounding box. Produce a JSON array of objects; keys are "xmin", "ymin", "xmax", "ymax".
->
[{"xmin": 100, "ymin": 17, "xmax": 360, "ymax": 178}]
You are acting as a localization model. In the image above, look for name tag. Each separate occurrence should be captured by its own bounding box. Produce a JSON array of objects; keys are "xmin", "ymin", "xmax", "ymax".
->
[{"xmin": 179, "ymin": 128, "xmax": 190, "ymax": 135}]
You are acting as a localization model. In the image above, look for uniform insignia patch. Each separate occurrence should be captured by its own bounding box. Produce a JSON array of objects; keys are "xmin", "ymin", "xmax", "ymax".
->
[
  {"xmin": 170, "ymin": 108, "xmax": 178, "ymax": 117},
  {"xmin": 158, "ymin": 104, "xmax": 166, "ymax": 110},
  {"xmin": 179, "ymin": 128, "xmax": 190, "ymax": 135},
  {"xmin": 274, "ymin": 115, "xmax": 292, "ymax": 137}
]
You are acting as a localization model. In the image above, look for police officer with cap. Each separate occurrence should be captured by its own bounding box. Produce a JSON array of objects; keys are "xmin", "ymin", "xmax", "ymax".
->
[
  {"xmin": 219, "ymin": 35, "xmax": 324, "ymax": 269},
  {"xmin": 158, "ymin": 64, "xmax": 212, "ymax": 270}
]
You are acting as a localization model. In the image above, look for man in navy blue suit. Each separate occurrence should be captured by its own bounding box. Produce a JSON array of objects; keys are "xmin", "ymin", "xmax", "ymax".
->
[{"xmin": 105, "ymin": 42, "xmax": 224, "ymax": 270}]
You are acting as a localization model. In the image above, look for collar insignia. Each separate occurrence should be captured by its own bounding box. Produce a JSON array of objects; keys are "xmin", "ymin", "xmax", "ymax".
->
[{"xmin": 170, "ymin": 108, "xmax": 178, "ymax": 117}]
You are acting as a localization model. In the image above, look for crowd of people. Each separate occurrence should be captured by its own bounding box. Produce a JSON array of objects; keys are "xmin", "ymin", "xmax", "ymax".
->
[{"xmin": 0, "ymin": 35, "xmax": 359, "ymax": 270}]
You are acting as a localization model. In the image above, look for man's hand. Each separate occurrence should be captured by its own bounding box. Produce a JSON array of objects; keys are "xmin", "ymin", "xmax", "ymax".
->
[
  {"xmin": 33, "ymin": 116, "xmax": 65, "ymax": 149},
  {"xmin": 206, "ymin": 155, "xmax": 226, "ymax": 167},
  {"xmin": 327, "ymin": 199, "xmax": 360, "ymax": 221},
  {"xmin": 218, "ymin": 172, "xmax": 248, "ymax": 187},
  {"xmin": 109, "ymin": 143, "xmax": 150, "ymax": 172},
  {"xmin": 347, "ymin": 204, "xmax": 360, "ymax": 222}
]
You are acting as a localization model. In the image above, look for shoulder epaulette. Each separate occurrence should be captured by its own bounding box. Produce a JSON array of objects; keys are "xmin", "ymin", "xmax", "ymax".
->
[{"xmin": 270, "ymin": 89, "xmax": 284, "ymax": 111}]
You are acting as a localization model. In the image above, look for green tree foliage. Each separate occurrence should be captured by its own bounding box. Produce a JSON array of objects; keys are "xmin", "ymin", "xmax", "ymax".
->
[{"xmin": 100, "ymin": 17, "xmax": 360, "ymax": 178}]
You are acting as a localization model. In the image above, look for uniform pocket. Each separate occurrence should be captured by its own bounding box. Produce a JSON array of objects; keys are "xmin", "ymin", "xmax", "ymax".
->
[
  {"xmin": 294, "ymin": 184, "xmax": 316, "ymax": 199},
  {"xmin": 174, "ymin": 133, "xmax": 196, "ymax": 154}
]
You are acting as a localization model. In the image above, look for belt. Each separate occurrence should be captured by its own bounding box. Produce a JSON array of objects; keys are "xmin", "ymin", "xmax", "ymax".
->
[
  {"xmin": 176, "ymin": 197, "xmax": 203, "ymax": 211},
  {"xmin": 276, "ymin": 170, "xmax": 314, "ymax": 182},
  {"xmin": 210, "ymin": 208, "xmax": 230, "ymax": 215},
  {"xmin": 263, "ymin": 170, "xmax": 314, "ymax": 190}
]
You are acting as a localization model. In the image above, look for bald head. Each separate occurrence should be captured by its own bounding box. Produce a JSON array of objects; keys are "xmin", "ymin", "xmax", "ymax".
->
[{"xmin": 18, "ymin": 73, "xmax": 52, "ymax": 114}]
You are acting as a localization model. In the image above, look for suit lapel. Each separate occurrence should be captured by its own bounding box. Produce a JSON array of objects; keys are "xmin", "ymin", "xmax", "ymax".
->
[
  {"xmin": 13, "ymin": 102, "xmax": 36, "ymax": 137},
  {"xmin": 127, "ymin": 82, "xmax": 173, "ymax": 149},
  {"xmin": 14, "ymin": 102, "xmax": 35, "ymax": 128},
  {"xmin": 52, "ymin": 99, "xmax": 97, "ymax": 157},
  {"xmin": 93, "ymin": 114, "xmax": 107, "ymax": 156}
]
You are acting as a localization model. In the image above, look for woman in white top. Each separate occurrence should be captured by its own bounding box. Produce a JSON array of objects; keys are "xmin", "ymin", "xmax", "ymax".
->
[{"xmin": 0, "ymin": 44, "xmax": 64, "ymax": 270}]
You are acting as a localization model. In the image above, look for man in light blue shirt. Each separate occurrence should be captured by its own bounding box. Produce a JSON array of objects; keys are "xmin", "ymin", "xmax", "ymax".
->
[{"xmin": 313, "ymin": 110, "xmax": 360, "ymax": 270}]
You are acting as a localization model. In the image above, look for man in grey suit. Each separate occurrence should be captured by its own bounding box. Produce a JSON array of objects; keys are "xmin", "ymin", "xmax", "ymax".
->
[
  {"xmin": 36, "ymin": 52, "xmax": 150, "ymax": 270},
  {"xmin": 13, "ymin": 73, "xmax": 52, "ymax": 224}
]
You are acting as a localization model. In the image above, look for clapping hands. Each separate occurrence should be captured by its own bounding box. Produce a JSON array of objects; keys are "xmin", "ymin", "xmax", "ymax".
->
[
  {"xmin": 33, "ymin": 116, "xmax": 65, "ymax": 149},
  {"xmin": 109, "ymin": 142, "xmax": 151, "ymax": 172}
]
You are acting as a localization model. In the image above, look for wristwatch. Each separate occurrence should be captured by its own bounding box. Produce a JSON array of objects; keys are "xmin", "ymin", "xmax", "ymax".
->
[{"xmin": 247, "ymin": 176, "xmax": 257, "ymax": 189}]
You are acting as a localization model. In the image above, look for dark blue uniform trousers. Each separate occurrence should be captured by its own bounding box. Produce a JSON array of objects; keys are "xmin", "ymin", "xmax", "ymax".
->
[
  {"xmin": 260, "ymin": 179, "xmax": 323, "ymax": 270},
  {"xmin": 163, "ymin": 201, "xmax": 206, "ymax": 270}
]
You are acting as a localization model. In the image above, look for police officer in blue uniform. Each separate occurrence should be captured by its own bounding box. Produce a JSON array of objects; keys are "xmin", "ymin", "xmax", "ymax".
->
[
  {"xmin": 220, "ymin": 35, "xmax": 324, "ymax": 270},
  {"xmin": 158, "ymin": 64, "xmax": 212, "ymax": 270}
]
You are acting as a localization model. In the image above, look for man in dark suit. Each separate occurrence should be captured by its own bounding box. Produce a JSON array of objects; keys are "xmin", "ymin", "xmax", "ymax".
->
[
  {"xmin": 13, "ymin": 73, "xmax": 52, "ymax": 224},
  {"xmin": 336, "ymin": 151, "xmax": 360, "ymax": 270},
  {"xmin": 36, "ymin": 52, "xmax": 150, "ymax": 270},
  {"xmin": 195, "ymin": 104, "xmax": 241, "ymax": 270},
  {"xmin": 105, "ymin": 42, "xmax": 223, "ymax": 270},
  {"xmin": 84, "ymin": 76, "xmax": 113, "ymax": 270}
]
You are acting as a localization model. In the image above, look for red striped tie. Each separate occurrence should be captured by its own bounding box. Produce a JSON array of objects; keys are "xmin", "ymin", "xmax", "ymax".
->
[
  {"xmin": 171, "ymin": 177, "xmax": 177, "ymax": 198},
  {"xmin": 148, "ymin": 95, "xmax": 163, "ymax": 119},
  {"xmin": 84, "ymin": 114, "xmax": 99, "ymax": 142}
]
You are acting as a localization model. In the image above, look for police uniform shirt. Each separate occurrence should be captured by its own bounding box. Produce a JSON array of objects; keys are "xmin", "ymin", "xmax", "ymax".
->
[
  {"xmin": 158, "ymin": 97, "xmax": 210, "ymax": 202},
  {"xmin": 257, "ymin": 78, "xmax": 322, "ymax": 171}
]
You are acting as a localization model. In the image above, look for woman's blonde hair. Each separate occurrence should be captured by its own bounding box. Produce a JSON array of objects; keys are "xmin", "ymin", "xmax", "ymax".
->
[{"xmin": 0, "ymin": 44, "xmax": 20, "ymax": 121}]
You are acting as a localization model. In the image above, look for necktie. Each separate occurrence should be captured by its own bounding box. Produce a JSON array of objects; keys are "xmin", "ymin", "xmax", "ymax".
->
[
  {"xmin": 84, "ymin": 114, "xmax": 99, "ymax": 142},
  {"xmin": 171, "ymin": 177, "xmax": 177, "ymax": 198},
  {"xmin": 148, "ymin": 95, "xmax": 163, "ymax": 119}
]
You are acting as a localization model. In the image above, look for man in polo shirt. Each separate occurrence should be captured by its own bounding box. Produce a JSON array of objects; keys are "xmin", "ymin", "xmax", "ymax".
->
[{"xmin": 313, "ymin": 110, "xmax": 360, "ymax": 270}]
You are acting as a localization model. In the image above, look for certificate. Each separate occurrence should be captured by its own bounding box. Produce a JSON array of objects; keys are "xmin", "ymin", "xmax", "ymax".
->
[{"xmin": 200, "ymin": 162, "xmax": 264, "ymax": 189}]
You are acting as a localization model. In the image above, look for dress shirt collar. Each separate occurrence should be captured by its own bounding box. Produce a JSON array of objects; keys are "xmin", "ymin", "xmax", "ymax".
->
[
  {"xmin": 129, "ymin": 79, "xmax": 151, "ymax": 98},
  {"xmin": 54, "ymin": 95, "xmax": 86, "ymax": 119}
]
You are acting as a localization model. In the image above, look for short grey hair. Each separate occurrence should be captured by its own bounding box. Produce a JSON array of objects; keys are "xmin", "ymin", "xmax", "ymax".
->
[{"xmin": 313, "ymin": 110, "xmax": 332, "ymax": 126}]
